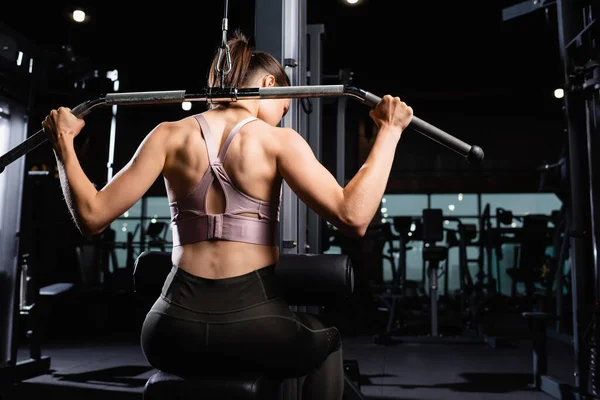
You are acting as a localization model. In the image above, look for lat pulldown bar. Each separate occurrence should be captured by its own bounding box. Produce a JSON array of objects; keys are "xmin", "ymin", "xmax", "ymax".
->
[{"xmin": 0, "ymin": 84, "xmax": 484, "ymax": 174}]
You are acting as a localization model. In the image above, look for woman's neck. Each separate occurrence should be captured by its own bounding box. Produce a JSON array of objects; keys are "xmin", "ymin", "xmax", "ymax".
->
[{"xmin": 214, "ymin": 101, "xmax": 258, "ymax": 117}]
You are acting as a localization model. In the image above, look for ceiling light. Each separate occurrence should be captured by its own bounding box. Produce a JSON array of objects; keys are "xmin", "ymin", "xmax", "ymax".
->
[
  {"xmin": 73, "ymin": 10, "xmax": 86, "ymax": 23},
  {"xmin": 554, "ymin": 88, "xmax": 564, "ymax": 99}
]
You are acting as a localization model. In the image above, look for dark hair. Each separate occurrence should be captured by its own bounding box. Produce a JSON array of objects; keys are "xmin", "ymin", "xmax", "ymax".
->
[{"xmin": 207, "ymin": 30, "xmax": 290, "ymax": 107}]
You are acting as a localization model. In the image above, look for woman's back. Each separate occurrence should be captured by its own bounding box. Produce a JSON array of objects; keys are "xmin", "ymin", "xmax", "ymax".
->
[{"xmin": 163, "ymin": 107, "xmax": 284, "ymax": 278}]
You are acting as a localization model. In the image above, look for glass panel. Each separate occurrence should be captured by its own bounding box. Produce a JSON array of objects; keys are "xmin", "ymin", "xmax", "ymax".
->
[
  {"xmin": 379, "ymin": 194, "xmax": 428, "ymax": 284},
  {"xmin": 145, "ymin": 196, "xmax": 171, "ymax": 219},
  {"xmin": 380, "ymin": 194, "xmax": 428, "ymax": 219},
  {"xmin": 121, "ymin": 198, "xmax": 142, "ymax": 218},
  {"xmin": 109, "ymin": 217, "xmax": 143, "ymax": 270},
  {"xmin": 430, "ymin": 193, "xmax": 478, "ymax": 217},
  {"xmin": 481, "ymin": 193, "xmax": 563, "ymax": 228},
  {"xmin": 480, "ymin": 193, "xmax": 564, "ymax": 296},
  {"xmin": 143, "ymin": 196, "xmax": 172, "ymax": 250},
  {"xmin": 323, "ymin": 223, "xmax": 343, "ymax": 254}
]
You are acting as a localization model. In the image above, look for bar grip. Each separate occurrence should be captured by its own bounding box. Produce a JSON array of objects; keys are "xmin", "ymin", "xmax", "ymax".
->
[
  {"xmin": 0, "ymin": 129, "xmax": 47, "ymax": 174},
  {"xmin": 0, "ymin": 102, "xmax": 94, "ymax": 174},
  {"xmin": 105, "ymin": 90, "xmax": 186, "ymax": 105},
  {"xmin": 362, "ymin": 92, "xmax": 484, "ymax": 164}
]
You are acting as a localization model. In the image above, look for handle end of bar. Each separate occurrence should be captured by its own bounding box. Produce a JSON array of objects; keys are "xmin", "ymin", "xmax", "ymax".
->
[{"xmin": 466, "ymin": 145, "xmax": 484, "ymax": 165}]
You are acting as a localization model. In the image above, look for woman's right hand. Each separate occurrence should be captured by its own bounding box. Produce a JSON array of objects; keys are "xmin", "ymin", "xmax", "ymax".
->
[{"xmin": 369, "ymin": 95, "xmax": 413, "ymax": 135}]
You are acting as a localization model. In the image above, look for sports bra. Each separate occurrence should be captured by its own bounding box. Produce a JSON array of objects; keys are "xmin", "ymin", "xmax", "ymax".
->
[{"xmin": 169, "ymin": 113, "xmax": 279, "ymax": 247}]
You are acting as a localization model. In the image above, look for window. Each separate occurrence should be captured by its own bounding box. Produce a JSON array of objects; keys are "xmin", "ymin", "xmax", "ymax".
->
[
  {"xmin": 480, "ymin": 193, "xmax": 563, "ymax": 295},
  {"xmin": 380, "ymin": 195, "xmax": 428, "ymax": 282}
]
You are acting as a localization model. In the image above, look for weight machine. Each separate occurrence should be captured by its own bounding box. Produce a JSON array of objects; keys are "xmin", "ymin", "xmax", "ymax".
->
[
  {"xmin": 503, "ymin": 0, "xmax": 600, "ymax": 398},
  {"xmin": 0, "ymin": 2, "xmax": 485, "ymax": 398},
  {"xmin": 0, "ymin": 23, "xmax": 60, "ymax": 386},
  {"xmin": 371, "ymin": 217, "xmax": 424, "ymax": 339},
  {"xmin": 374, "ymin": 208, "xmax": 500, "ymax": 346}
]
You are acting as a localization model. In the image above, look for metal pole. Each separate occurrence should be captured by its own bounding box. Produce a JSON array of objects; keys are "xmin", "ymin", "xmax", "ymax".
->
[
  {"xmin": 336, "ymin": 97, "xmax": 346, "ymax": 187},
  {"xmin": 0, "ymin": 85, "xmax": 484, "ymax": 174},
  {"xmin": 556, "ymin": 0, "xmax": 593, "ymax": 394},
  {"xmin": 306, "ymin": 24, "xmax": 325, "ymax": 254},
  {"xmin": 429, "ymin": 261, "xmax": 439, "ymax": 337},
  {"xmin": 585, "ymin": 92, "xmax": 599, "ymax": 301},
  {"xmin": 296, "ymin": 0, "xmax": 308, "ymax": 255},
  {"xmin": 336, "ymin": 69, "xmax": 353, "ymax": 187},
  {"xmin": 556, "ymin": 213, "xmax": 569, "ymax": 333},
  {"xmin": 105, "ymin": 70, "xmax": 120, "ymax": 183},
  {"xmin": 459, "ymin": 224, "xmax": 467, "ymax": 315},
  {"xmin": 107, "ymin": 104, "xmax": 118, "ymax": 182},
  {"xmin": 0, "ymin": 100, "xmax": 27, "ymax": 368},
  {"xmin": 255, "ymin": 0, "xmax": 306, "ymax": 256}
]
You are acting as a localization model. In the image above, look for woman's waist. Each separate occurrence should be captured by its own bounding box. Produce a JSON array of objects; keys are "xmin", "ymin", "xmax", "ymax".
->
[
  {"xmin": 172, "ymin": 241, "xmax": 279, "ymax": 279},
  {"xmin": 161, "ymin": 260, "xmax": 284, "ymax": 313}
]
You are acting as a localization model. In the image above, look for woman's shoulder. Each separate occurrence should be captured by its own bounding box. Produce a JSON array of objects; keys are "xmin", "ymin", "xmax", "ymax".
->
[{"xmin": 147, "ymin": 115, "xmax": 201, "ymax": 154}]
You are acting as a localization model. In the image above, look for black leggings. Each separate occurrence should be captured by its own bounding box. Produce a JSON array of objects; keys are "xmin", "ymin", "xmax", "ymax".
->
[{"xmin": 140, "ymin": 264, "xmax": 344, "ymax": 400}]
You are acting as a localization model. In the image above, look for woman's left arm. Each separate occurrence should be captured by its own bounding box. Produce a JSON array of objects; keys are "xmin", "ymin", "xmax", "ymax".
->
[{"xmin": 43, "ymin": 107, "xmax": 170, "ymax": 236}]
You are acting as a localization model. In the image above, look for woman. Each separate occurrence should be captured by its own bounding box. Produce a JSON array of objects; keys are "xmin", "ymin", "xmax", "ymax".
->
[{"xmin": 42, "ymin": 30, "xmax": 413, "ymax": 400}]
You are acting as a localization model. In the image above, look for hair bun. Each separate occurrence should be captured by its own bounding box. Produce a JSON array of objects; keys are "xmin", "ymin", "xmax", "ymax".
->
[{"xmin": 229, "ymin": 29, "xmax": 250, "ymax": 47}]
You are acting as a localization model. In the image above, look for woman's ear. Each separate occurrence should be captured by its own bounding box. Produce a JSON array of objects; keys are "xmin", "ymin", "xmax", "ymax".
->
[{"xmin": 260, "ymin": 74, "xmax": 276, "ymax": 88}]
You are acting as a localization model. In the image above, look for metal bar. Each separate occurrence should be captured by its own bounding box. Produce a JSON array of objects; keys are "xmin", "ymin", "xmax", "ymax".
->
[
  {"xmin": 566, "ymin": 18, "xmax": 597, "ymax": 50},
  {"xmin": 0, "ymin": 84, "xmax": 484, "ymax": 174},
  {"xmin": 0, "ymin": 97, "xmax": 103, "ymax": 174},
  {"xmin": 502, "ymin": 0, "xmax": 556, "ymax": 22},
  {"xmin": 344, "ymin": 374, "xmax": 368, "ymax": 400},
  {"xmin": 556, "ymin": 216, "xmax": 569, "ymax": 333},
  {"xmin": 539, "ymin": 375, "xmax": 577, "ymax": 400},
  {"xmin": 281, "ymin": 0, "xmax": 300, "ymax": 256},
  {"xmin": 556, "ymin": 0, "xmax": 593, "ymax": 394},
  {"xmin": 107, "ymin": 104, "xmax": 118, "ymax": 182},
  {"xmin": 296, "ymin": 0, "xmax": 309, "ymax": 257},
  {"xmin": 429, "ymin": 262, "xmax": 439, "ymax": 336},
  {"xmin": 336, "ymin": 96, "xmax": 347, "ymax": 186},
  {"xmin": 306, "ymin": 23, "xmax": 325, "ymax": 254},
  {"xmin": 0, "ymin": 357, "xmax": 51, "ymax": 383},
  {"xmin": 140, "ymin": 197, "xmax": 148, "ymax": 253},
  {"xmin": 0, "ymin": 102, "xmax": 27, "ymax": 369},
  {"xmin": 459, "ymin": 224, "xmax": 467, "ymax": 314},
  {"xmin": 585, "ymin": 94, "xmax": 599, "ymax": 301},
  {"xmin": 255, "ymin": 0, "xmax": 305, "ymax": 260}
]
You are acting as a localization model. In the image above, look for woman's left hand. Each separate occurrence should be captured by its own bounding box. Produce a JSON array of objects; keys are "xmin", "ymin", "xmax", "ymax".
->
[{"xmin": 42, "ymin": 107, "xmax": 85, "ymax": 155}]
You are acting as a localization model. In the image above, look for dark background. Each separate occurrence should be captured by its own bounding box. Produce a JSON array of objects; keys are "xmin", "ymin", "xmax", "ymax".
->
[
  {"xmin": 1, "ymin": 0, "xmax": 567, "ymax": 194},
  {"xmin": 0, "ymin": 0, "xmax": 579, "ymax": 344}
]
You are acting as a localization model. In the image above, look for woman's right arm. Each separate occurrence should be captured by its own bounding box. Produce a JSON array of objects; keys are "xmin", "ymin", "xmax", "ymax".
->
[{"xmin": 276, "ymin": 95, "xmax": 413, "ymax": 238}]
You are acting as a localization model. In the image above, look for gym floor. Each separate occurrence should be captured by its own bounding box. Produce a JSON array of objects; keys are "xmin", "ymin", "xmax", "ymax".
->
[{"xmin": 1, "ymin": 298, "xmax": 575, "ymax": 400}]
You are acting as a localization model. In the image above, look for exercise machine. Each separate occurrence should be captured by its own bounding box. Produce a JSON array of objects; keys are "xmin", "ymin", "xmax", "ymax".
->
[
  {"xmin": 0, "ymin": 1, "xmax": 484, "ymax": 398},
  {"xmin": 374, "ymin": 208, "xmax": 500, "ymax": 346},
  {"xmin": 371, "ymin": 217, "xmax": 424, "ymax": 338},
  {"xmin": 480, "ymin": 205, "xmax": 557, "ymax": 306},
  {"xmin": 504, "ymin": 212, "xmax": 554, "ymax": 302},
  {"xmin": 503, "ymin": 0, "xmax": 600, "ymax": 398},
  {"xmin": 0, "ymin": 23, "xmax": 72, "ymax": 383},
  {"xmin": 0, "ymin": 171, "xmax": 74, "ymax": 385},
  {"xmin": 444, "ymin": 216, "xmax": 489, "ymax": 337}
]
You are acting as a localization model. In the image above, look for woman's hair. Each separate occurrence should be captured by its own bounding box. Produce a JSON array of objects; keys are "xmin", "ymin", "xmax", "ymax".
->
[{"xmin": 207, "ymin": 30, "xmax": 290, "ymax": 106}]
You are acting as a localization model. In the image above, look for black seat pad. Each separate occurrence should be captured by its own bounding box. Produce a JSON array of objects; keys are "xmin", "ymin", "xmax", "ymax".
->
[{"xmin": 143, "ymin": 370, "xmax": 284, "ymax": 400}]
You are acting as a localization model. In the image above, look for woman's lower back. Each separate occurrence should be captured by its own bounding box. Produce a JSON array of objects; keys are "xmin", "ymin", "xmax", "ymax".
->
[{"xmin": 171, "ymin": 240, "xmax": 279, "ymax": 279}]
